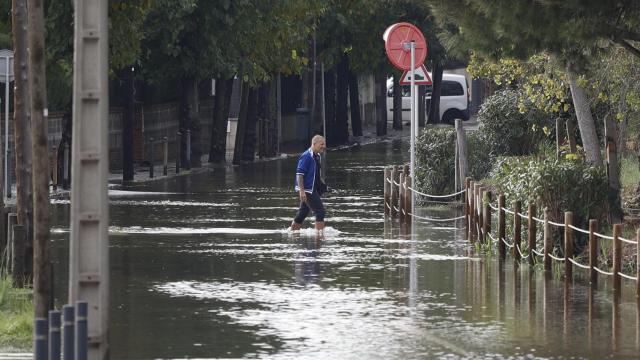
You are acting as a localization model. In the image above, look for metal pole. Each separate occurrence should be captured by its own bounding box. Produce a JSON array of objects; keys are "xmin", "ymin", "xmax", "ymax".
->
[
  {"xmin": 277, "ymin": 75, "xmax": 281, "ymax": 154},
  {"xmin": 410, "ymin": 41, "xmax": 416, "ymax": 227},
  {"xmin": 175, "ymin": 131, "xmax": 181, "ymax": 174},
  {"xmin": 148, "ymin": 137, "xmax": 154, "ymax": 178},
  {"xmin": 186, "ymin": 130, "xmax": 191, "ymax": 170},
  {"xmin": 49, "ymin": 310, "xmax": 61, "ymax": 360},
  {"xmin": 5, "ymin": 58, "xmax": 9, "ymax": 202},
  {"xmin": 63, "ymin": 305, "xmax": 75, "ymax": 360},
  {"xmin": 75, "ymin": 301, "xmax": 87, "ymax": 360},
  {"xmin": 163, "ymin": 136, "xmax": 168, "ymax": 176},
  {"xmin": 70, "ymin": 0, "xmax": 109, "ymax": 357},
  {"xmin": 34, "ymin": 318, "xmax": 48, "ymax": 360},
  {"xmin": 320, "ymin": 62, "xmax": 327, "ymax": 180}
]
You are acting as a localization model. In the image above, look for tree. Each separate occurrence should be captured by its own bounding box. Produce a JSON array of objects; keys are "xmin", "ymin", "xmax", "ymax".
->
[
  {"xmin": 430, "ymin": 0, "xmax": 640, "ymax": 164},
  {"xmin": 12, "ymin": 0, "xmax": 33, "ymax": 286},
  {"xmin": 142, "ymin": 0, "xmax": 318, "ymax": 163},
  {"xmin": 28, "ymin": 0, "xmax": 51, "ymax": 318}
]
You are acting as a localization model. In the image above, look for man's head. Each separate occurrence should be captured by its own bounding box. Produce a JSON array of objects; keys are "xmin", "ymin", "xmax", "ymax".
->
[{"xmin": 311, "ymin": 135, "xmax": 326, "ymax": 154}]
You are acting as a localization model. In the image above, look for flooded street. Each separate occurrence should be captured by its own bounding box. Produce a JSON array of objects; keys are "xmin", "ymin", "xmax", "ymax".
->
[{"xmin": 50, "ymin": 140, "xmax": 640, "ymax": 359}]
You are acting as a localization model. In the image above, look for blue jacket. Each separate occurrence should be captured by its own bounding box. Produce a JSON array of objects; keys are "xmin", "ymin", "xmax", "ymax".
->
[{"xmin": 294, "ymin": 148, "xmax": 318, "ymax": 194}]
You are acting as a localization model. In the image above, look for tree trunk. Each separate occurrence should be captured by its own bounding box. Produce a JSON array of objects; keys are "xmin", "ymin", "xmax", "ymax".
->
[
  {"xmin": 604, "ymin": 114, "xmax": 623, "ymax": 224},
  {"xmin": 566, "ymin": 66, "xmax": 602, "ymax": 166},
  {"xmin": 121, "ymin": 66, "xmax": 135, "ymax": 181},
  {"xmin": 418, "ymin": 85, "xmax": 426, "ymax": 127},
  {"xmin": 208, "ymin": 77, "xmax": 233, "ymax": 163},
  {"xmin": 617, "ymin": 83, "xmax": 629, "ymax": 155},
  {"xmin": 324, "ymin": 67, "xmax": 336, "ymax": 145},
  {"xmin": 12, "ymin": 0, "xmax": 33, "ymax": 285},
  {"xmin": 566, "ymin": 116, "xmax": 577, "ymax": 153},
  {"xmin": 267, "ymin": 79, "xmax": 278, "ymax": 156},
  {"xmin": 57, "ymin": 111, "xmax": 72, "ymax": 189},
  {"xmin": 335, "ymin": 55, "xmax": 349, "ymax": 145},
  {"xmin": 184, "ymin": 77, "xmax": 202, "ymax": 168},
  {"xmin": 348, "ymin": 69, "xmax": 362, "ymax": 136},
  {"xmin": 27, "ymin": 0, "xmax": 51, "ymax": 318},
  {"xmin": 374, "ymin": 71, "xmax": 387, "ymax": 136},
  {"xmin": 428, "ymin": 61, "xmax": 443, "ymax": 124},
  {"xmin": 392, "ymin": 73, "xmax": 402, "ymax": 130},
  {"xmin": 233, "ymin": 82, "xmax": 249, "ymax": 164},
  {"xmin": 242, "ymin": 86, "xmax": 258, "ymax": 161}
]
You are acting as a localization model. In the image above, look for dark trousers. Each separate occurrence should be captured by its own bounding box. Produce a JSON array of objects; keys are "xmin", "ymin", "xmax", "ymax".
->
[{"xmin": 294, "ymin": 191, "xmax": 325, "ymax": 223}]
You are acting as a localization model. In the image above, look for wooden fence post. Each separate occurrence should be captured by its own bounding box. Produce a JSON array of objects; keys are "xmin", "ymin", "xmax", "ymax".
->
[
  {"xmin": 636, "ymin": 229, "xmax": 640, "ymax": 298},
  {"xmin": 513, "ymin": 200, "xmax": 522, "ymax": 260},
  {"xmin": 564, "ymin": 212, "xmax": 573, "ymax": 279},
  {"xmin": 544, "ymin": 208, "xmax": 551, "ymax": 271},
  {"xmin": 469, "ymin": 181, "xmax": 475, "ymax": 242},
  {"xmin": 405, "ymin": 175, "xmax": 412, "ymax": 224},
  {"xmin": 383, "ymin": 167, "xmax": 390, "ymax": 217},
  {"xmin": 455, "ymin": 119, "xmax": 468, "ymax": 190},
  {"xmin": 478, "ymin": 187, "xmax": 484, "ymax": 242},
  {"xmin": 391, "ymin": 165, "xmax": 399, "ymax": 218},
  {"xmin": 528, "ymin": 204, "xmax": 536, "ymax": 266},
  {"xmin": 474, "ymin": 183, "xmax": 481, "ymax": 242},
  {"xmin": 399, "ymin": 172, "xmax": 405, "ymax": 221},
  {"xmin": 498, "ymin": 194, "xmax": 506, "ymax": 260},
  {"xmin": 589, "ymin": 219, "xmax": 598, "ymax": 285},
  {"xmin": 52, "ymin": 146, "xmax": 58, "ymax": 191},
  {"xmin": 482, "ymin": 190, "xmax": 491, "ymax": 244},
  {"xmin": 613, "ymin": 223, "xmax": 622, "ymax": 292},
  {"xmin": 465, "ymin": 178, "xmax": 471, "ymax": 240}
]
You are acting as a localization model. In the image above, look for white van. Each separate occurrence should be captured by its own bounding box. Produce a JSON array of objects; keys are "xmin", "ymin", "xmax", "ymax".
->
[{"xmin": 386, "ymin": 73, "xmax": 470, "ymax": 124}]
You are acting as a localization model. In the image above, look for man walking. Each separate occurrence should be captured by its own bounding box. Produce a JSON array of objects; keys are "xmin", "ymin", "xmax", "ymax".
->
[{"xmin": 291, "ymin": 135, "xmax": 328, "ymax": 232}]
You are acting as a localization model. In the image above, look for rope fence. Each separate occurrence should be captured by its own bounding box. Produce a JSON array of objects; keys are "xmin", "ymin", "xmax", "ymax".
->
[{"xmin": 382, "ymin": 166, "xmax": 640, "ymax": 298}]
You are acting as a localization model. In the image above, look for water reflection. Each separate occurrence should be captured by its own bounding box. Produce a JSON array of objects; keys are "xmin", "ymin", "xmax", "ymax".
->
[
  {"xmin": 293, "ymin": 234, "xmax": 323, "ymax": 285},
  {"xmin": 46, "ymin": 140, "xmax": 640, "ymax": 359}
]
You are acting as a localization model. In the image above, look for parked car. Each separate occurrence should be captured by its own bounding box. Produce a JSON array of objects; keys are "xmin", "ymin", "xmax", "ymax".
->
[{"xmin": 386, "ymin": 72, "xmax": 470, "ymax": 124}]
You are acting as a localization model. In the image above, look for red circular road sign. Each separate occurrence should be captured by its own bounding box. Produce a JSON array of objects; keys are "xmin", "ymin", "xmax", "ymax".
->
[{"xmin": 383, "ymin": 22, "xmax": 427, "ymax": 71}]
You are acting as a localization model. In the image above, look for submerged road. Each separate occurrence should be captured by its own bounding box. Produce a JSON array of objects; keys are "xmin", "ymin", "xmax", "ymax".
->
[{"xmin": 49, "ymin": 139, "xmax": 640, "ymax": 359}]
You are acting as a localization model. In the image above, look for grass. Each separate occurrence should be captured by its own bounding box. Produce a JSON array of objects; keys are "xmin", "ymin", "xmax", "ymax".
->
[
  {"xmin": 0, "ymin": 272, "xmax": 33, "ymax": 351},
  {"xmin": 621, "ymin": 155, "xmax": 640, "ymax": 200}
]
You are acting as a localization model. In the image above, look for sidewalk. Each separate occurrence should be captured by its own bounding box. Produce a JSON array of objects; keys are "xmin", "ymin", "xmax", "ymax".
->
[{"xmin": 107, "ymin": 118, "xmax": 478, "ymax": 185}]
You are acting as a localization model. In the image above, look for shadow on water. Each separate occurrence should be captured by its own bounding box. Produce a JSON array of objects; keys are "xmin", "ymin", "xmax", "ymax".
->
[{"xmin": 49, "ymin": 140, "xmax": 640, "ymax": 359}]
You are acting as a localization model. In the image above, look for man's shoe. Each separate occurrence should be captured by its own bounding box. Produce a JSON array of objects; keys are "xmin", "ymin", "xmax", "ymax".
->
[
  {"xmin": 315, "ymin": 221, "xmax": 325, "ymax": 231},
  {"xmin": 291, "ymin": 221, "xmax": 302, "ymax": 231}
]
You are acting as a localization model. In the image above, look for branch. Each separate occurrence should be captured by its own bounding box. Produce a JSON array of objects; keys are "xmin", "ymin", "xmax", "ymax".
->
[{"xmin": 613, "ymin": 38, "xmax": 640, "ymax": 58}]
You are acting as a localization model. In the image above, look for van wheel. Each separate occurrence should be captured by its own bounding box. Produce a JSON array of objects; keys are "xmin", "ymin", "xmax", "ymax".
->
[{"xmin": 442, "ymin": 110, "xmax": 462, "ymax": 125}]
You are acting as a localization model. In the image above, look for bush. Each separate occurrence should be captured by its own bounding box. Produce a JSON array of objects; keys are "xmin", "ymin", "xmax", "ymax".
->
[
  {"xmin": 415, "ymin": 127, "xmax": 495, "ymax": 196},
  {"xmin": 490, "ymin": 157, "xmax": 608, "ymax": 249},
  {"xmin": 468, "ymin": 132, "xmax": 494, "ymax": 180},
  {"xmin": 478, "ymin": 89, "xmax": 552, "ymax": 156},
  {"xmin": 415, "ymin": 127, "xmax": 456, "ymax": 195}
]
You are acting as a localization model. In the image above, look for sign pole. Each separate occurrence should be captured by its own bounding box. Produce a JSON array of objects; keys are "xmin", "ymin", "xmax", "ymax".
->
[
  {"xmin": 5, "ymin": 56, "xmax": 9, "ymax": 201},
  {"xmin": 4, "ymin": 56, "xmax": 11, "ymax": 203},
  {"xmin": 410, "ymin": 41, "xmax": 415, "ymax": 220}
]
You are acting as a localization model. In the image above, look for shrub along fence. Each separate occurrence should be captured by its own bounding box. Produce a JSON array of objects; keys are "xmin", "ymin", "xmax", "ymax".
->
[
  {"xmin": 383, "ymin": 167, "xmax": 640, "ymax": 297},
  {"xmin": 465, "ymin": 177, "xmax": 640, "ymax": 296}
]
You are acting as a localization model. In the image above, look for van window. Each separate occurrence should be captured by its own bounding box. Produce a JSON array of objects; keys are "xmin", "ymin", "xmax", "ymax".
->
[
  {"xmin": 441, "ymin": 81, "xmax": 464, "ymax": 96},
  {"xmin": 389, "ymin": 85, "xmax": 432, "ymax": 97}
]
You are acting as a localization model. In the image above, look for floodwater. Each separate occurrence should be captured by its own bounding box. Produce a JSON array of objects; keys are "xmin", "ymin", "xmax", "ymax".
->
[{"xmin": 49, "ymin": 140, "xmax": 640, "ymax": 359}]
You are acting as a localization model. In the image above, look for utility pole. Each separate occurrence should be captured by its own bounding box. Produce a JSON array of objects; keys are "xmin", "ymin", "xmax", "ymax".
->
[
  {"xmin": 70, "ymin": 0, "xmax": 110, "ymax": 358},
  {"xmin": 12, "ymin": 0, "xmax": 34, "ymax": 284},
  {"xmin": 27, "ymin": 0, "xmax": 51, "ymax": 318}
]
